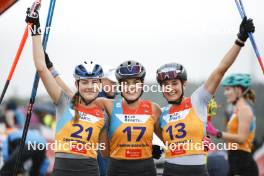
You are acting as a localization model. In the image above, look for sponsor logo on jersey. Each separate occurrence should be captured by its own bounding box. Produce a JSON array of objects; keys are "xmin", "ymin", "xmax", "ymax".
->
[
  {"xmin": 163, "ymin": 109, "xmax": 190, "ymax": 123},
  {"xmin": 115, "ymin": 114, "xmax": 150, "ymax": 123},
  {"xmin": 69, "ymin": 109, "xmax": 100, "ymax": 123}
]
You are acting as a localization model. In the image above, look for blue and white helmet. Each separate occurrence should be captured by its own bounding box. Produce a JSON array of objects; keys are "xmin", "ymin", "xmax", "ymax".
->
[{"xmin": 73, "ymin": 61, "xmax": 104, "ymax": 80}]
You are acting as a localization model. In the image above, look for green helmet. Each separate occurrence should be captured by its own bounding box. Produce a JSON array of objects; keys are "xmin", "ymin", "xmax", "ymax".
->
[{"xmin": 221, "ymin": 73, "xmax": 251, "ymax": 88}]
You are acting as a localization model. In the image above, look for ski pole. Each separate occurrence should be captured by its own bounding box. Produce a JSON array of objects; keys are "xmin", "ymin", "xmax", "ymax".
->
[
  {"xmin": 235, "ymin": 0, "xmax": 264, "ymax": 74},
  {"xmin": 12, "ymin": 0, "xmax": 56, "ymax": 175},
  {"xmin": 0, "ymin": 0, "xmax": 41, "ymax": 105}
]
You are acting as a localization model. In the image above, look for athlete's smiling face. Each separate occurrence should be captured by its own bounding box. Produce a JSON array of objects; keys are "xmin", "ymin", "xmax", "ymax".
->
[
  {"xmin": 121, "ymin": 78, "xmax": 143, "ymax": 102},
  {"xmin": 76, "ymin": 78, "xmax": 101, "ymax": 101},
  {"xmin": 161, "ymin": 79, "xmax": 186, "ymax": 102}
]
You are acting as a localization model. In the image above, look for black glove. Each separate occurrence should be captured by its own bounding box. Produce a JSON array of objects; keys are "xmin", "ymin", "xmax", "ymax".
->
[
  {"xmin": 25, "ymin": 8, "xmax": 41, "ymax": 36},
  {"xmin": 44, "ymin": 51, "xmax": 53, "ymax": 69},
  {"xmin": 237, "ymin": 17, "xmax": 255, "ymax": 42},
  {"xmin": 152, "ymin": 145, "xmax": 163, "ymax": 159}
]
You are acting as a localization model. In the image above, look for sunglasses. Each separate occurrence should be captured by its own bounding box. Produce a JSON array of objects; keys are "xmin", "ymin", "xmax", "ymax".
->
[
  {"xmin": 118, "ymin": 65, "xmax": 142, "ymax": 76},
  {"xmin": 157, "ymin": 70, "xmax": 179, "ymax": 81}
]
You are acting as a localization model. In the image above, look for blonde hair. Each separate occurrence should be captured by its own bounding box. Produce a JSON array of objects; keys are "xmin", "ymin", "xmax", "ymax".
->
[{"xmin": 243, "ymin": 88, "xmax": 256, "ymax": 104}]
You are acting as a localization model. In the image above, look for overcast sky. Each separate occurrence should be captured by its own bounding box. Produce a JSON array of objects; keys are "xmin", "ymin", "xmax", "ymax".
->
[{"xmin": 0, "ymin": 0, "xmax": 264, "ymax": 99}]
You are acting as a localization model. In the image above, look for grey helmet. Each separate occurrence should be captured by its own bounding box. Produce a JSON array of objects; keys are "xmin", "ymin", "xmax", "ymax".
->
[
  {"xmin": 156, "ymin": 63, "xmax": 187, "ymax": 84},
  {"xmin": 115, "ymin": 60, "xmax": 146, "ymax": 81}
]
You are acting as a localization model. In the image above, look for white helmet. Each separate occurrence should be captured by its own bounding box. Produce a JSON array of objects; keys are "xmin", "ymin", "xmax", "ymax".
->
[{"xmin": 102, "ymin": 67, "xmax": 117, "ymax": 83}]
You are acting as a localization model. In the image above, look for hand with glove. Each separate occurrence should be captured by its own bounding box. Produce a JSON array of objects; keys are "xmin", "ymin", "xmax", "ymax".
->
[
  {"xmin": 236, "ymin": 17, "xmax": 255, "ymax": 46},
  {"xmin": 206, "ymin": 121, "xmax": 222, "ymax": 139},
  {"xmin": 25, "ymin": 7, "xmax": 41, "ymax": 36},
  {"xmin": 152, "ymin": 145, "xmax": 164, "ymax": 159}
]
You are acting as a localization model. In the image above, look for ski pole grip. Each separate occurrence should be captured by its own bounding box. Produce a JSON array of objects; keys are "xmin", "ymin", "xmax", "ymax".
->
[{"xmin": 29, "ymin": 0, "xmax": 41, "ymax": 16}]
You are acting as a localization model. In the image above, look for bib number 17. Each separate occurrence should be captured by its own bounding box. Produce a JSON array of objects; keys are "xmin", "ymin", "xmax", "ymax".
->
[{"xmin": 123, "ymin": 126, "xmax": 146, "ymax": 142}]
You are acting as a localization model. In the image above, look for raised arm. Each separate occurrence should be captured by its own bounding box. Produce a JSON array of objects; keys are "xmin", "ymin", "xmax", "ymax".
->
[
  {"xmin": 44, "ymin": 52, "xmax": 74, "ymax": 98},
  {"xmin": 32, "ymin": 36, "xmax": 62, "ymax": 103},
  {"xmin": 204, "ymin": 18, "xmax": 255, "ymax": 95},
  {"xmin": 26, "ymin": 9, "xmax": 62, "ymax": 103}
]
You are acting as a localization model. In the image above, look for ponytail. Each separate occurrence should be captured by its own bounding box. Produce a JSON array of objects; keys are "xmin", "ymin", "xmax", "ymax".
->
[
  {"xmin": 243, "ymin": 88, "xmax": 256, "ymax": 104},
  {"xmin": 71, "ymin": 92, "xmax": 80, "ymax": 122}
]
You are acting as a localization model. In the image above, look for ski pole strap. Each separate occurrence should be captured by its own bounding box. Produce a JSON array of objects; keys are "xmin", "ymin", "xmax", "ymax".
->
[{"xmin": 235, "ymin": 39, "xmax": 245, "ymax": 47}]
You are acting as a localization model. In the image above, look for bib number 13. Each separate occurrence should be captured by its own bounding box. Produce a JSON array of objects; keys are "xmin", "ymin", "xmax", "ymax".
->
[{"xmin": 166, "ymin": 123, "xmax": 187, "ymax": 140}]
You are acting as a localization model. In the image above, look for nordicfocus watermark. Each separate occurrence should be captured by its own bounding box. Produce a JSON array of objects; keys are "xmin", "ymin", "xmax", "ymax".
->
[
  {"xmin": 27, "ymin": 140, "xmax": 106, "ymax": 152},
  {"xmin": 27, "ymin": 140, "xmax": 238, "ymax": 152},
  {"xmin": 90, "ymin": 83, "xmax": 174, "ymax": 93},
  {"xmin": 28, "ymin": 26, "xmax": 51, "ymax": 35},
  {"xmin": 163, "ymin": 141, "xmax": 238, "ymax": 151}
]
